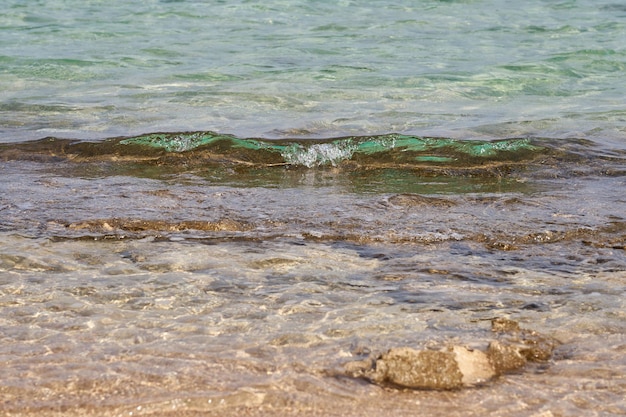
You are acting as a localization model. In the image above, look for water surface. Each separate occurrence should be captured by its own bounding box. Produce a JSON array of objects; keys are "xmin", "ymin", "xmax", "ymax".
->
[{"xmin": 1, "ymin": 1, "xmax": 625, "ymax": 416}]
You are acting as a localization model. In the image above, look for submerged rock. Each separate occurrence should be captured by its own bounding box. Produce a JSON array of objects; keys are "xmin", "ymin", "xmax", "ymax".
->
[
  {"xmin": 369, "ymin": 346, "xmax": 494, "ymax": 390},
  {"xmin": 374, "ymin": 348, "xmax": 463, "ymax": 390},
  {"xmin": 451, "ymin": 345, "xmax": 495, "ymax": 386},
  {"xmin": 387, "ymin": 193, "xmax": 457, "ymax": 208},
  {"xmin": 344, "ymin": 318, "xmax": 557, "ymax": 390}
]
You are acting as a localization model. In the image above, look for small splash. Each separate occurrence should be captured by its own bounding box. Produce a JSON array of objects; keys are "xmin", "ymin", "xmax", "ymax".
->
[{"xmin": 281, "ymin": 140, "xmax": 359, "ymax": 167}]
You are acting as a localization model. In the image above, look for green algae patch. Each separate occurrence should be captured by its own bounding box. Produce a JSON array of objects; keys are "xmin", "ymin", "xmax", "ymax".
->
[{"xmin": 119, "ymin": 132, "xmax": 285, "ymax": 153}]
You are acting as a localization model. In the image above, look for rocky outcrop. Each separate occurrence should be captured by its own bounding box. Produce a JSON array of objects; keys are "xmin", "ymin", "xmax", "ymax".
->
[{"xmin": 344, "ymin": 318, "xmax": 557, "ymax": 390}]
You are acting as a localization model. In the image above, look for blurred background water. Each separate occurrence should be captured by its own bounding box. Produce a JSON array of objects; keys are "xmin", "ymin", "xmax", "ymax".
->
[{"xmin": 1, "ymin": 0, "xmax": 625, "ymax": 143}]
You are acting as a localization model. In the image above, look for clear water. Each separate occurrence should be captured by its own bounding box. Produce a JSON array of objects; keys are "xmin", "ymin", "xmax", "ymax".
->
[
  {"xmin": 2, "ymin": 0, "xmax": 626, "ymax": 142},
  {"xmin": 1, "ymin": 1, "xmax": 625, "ymax": 416}
]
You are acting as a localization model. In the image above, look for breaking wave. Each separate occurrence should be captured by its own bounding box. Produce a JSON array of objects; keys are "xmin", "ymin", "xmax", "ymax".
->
[{"xmin": 2, "ymin": 132, "xmax": 548, "ymax": 169}]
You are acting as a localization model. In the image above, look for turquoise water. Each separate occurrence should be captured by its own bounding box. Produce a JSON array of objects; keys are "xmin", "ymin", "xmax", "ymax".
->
[
  {"xmin": 1, "ymin": 0, "xmax": 626, "ymax": 142},
  {"xmin": 1, "ymin": 2, "xmax": 626, "ymax": 416}
]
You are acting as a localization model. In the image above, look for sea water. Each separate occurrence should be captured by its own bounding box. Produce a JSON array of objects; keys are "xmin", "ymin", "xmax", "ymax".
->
[
  {"xmin": 1, "ymin": 1, "xmax": 625, "ymax": 416},
  {"xmin": 2, "ymin": 0, "xmax": 626, "ymax": 142}
]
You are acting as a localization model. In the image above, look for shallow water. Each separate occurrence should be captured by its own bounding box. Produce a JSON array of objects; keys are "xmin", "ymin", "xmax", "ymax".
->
[
  {"xmin": 2, "ymin": 0, "xmax": 626, "ymax": 415},
  {"xmin": 1, "ymin": 135, "xmax": 625, "ymax": 416}
]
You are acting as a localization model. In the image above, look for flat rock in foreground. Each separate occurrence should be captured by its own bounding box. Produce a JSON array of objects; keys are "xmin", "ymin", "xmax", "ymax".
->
[{"xmin": 344, "ymin": 318, "xmax": 557, "ymax": 390}]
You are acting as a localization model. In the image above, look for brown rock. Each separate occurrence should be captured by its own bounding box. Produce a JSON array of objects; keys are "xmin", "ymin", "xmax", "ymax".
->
[
  {"xmin": 388, "ymin": 194, "xmax": 457, "ymax": 208},
  {"xmin": 343, "ymin": 318, "xmax": 557, "ymax": 391},
  {"xmin": 486, "ymin": 340, "xmax": 528, "ymax": 375},
  {"xmin": 491, "ymin": 317, "xmax": 521, "ymax": 333},
  {"xmin": 518, "ymin": 332, "xmax": 556, "ymax": 362},
  {"xmin": 369, "ymin": 348, "xmax": 464, "ymax": 390}
]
